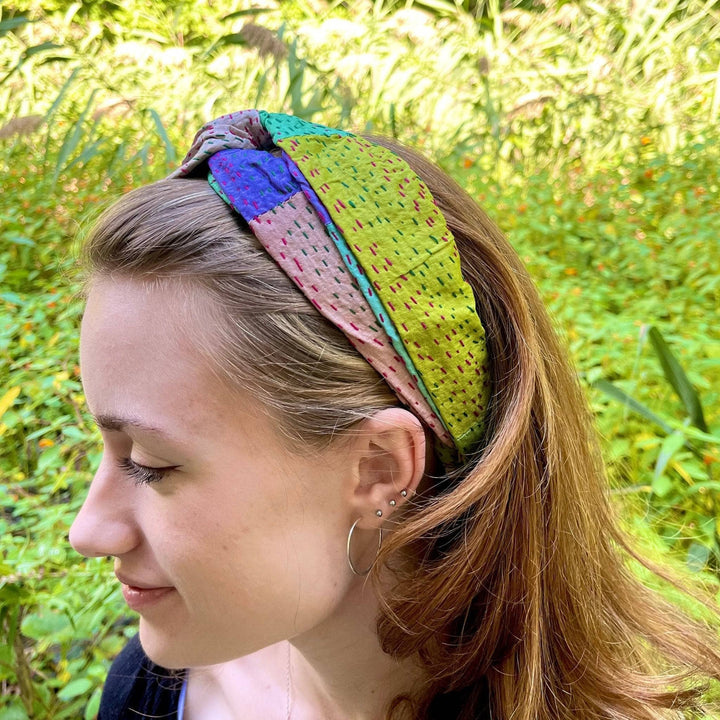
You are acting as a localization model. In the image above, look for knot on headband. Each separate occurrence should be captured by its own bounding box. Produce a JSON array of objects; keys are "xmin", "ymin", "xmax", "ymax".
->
[{"xmin": 170, "ymin": 110, "xmax": 490, "ymax": 460}]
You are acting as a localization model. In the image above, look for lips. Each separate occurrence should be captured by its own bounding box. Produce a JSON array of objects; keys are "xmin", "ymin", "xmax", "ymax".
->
[
  {"xmin": 116, "ymin": 572, "xmax": 176, "ymax": 611},
  {"xmin": 116, "ymin": 571, "xmax": 173, "ymax": 590}
]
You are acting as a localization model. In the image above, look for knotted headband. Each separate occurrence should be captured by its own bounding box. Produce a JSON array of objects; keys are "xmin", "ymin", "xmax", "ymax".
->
[{"xmin": 170, "ymin": 110, "xmax": 490, "ymax": 459}]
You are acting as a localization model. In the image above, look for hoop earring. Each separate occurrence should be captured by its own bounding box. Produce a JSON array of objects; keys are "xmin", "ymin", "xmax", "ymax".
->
[{"xmin": 346, "ymin": 518, "xmax": 383, "ymax": 576}]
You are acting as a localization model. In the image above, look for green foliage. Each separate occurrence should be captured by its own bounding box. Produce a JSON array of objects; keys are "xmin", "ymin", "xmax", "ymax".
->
[
  {"xmin": 454, "ymin": 134, "xmax": 720, "ymax": 574},
  {"xmin": 1, "ymin": 0, "xmax": 719, "ymax": 716}
]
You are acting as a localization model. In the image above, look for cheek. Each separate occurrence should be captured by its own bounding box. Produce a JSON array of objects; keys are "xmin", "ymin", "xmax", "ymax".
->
[
  {"xmin": 173, "ymin": 498, "xmax": 351, "ymax": 632},
  {"xmin": 139, "ymin": 456, "xmax": 354, "ymax": 661}
]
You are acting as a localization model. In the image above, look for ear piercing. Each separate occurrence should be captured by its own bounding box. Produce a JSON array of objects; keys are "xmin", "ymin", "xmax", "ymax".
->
[
  {"xmin": 392, "ymin": 487, "xmax": 409, "ymax": 503},
  {"xmin": 354, "ymin": 489, "xmax": 409, "ymax": 576},
  {"xmin": 378, "ymin": 488, "xmax": 409, "ymax": 515}
]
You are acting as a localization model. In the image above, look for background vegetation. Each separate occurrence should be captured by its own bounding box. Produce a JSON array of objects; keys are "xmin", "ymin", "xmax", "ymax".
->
[{"xmin": 1, "ymin": 0, "xmax": 719, "ymax": 717}]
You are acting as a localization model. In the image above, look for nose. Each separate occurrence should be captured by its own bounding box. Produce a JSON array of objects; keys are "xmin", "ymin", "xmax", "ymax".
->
[{"xmin": 69, "ymin": 454, "xmax": 141, "ymax": 558}]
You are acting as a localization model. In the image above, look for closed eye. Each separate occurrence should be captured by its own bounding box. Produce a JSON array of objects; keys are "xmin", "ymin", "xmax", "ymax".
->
[{"xmin": 116, "ymin": 457, "xmax": 177, "ymax": 486}]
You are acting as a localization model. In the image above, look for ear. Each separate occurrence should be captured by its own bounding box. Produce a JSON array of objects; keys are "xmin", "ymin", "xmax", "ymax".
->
[{"xmin": 350, "ymin": 408, "xmax": 427, "ymax": 529}]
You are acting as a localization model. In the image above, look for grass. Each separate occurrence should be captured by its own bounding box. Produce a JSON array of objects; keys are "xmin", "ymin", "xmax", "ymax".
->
[{"xmin": 1, "ymin": 0, "xmax": 719, "ymax": 716}]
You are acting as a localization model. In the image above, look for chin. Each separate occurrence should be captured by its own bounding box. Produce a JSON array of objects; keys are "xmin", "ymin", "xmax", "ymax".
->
[
  {"xmin": 138, "ymin": 621, "xmax": 264, "ymax": 669},
  {"xmin": 137, "ymin": 623, "xmax": 190, "ymax": 669}
]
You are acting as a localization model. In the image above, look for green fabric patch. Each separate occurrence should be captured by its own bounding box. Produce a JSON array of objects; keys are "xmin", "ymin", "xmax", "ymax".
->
[{"xmin": 275, "ymin": 132, "xmax": 489, "ymax": 453}]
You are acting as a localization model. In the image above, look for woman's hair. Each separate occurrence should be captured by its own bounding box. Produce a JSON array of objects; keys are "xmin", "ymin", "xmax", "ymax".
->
[{"xmin": 78, "ymin": 136, "xmax": 720, "ymax": 720}]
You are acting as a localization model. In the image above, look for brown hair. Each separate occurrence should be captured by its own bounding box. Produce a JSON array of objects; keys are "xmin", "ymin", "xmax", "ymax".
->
[{"xmin": 78, "ymin": 136, "xmax": 720, "ymax": 720}]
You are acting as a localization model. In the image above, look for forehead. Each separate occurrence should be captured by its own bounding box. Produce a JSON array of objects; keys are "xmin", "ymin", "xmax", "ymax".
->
[
  {"xmin": 79, "ymin": 276, "xmax": 237, "ymax": 438},
  {"xmin": 80, "ymin": 276, "xmax": 203, "ymax": 372}
]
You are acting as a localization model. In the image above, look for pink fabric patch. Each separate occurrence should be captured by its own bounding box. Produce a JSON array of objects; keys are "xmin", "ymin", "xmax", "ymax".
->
[{"xmin": 170, "ymin": 110, "xmax": 272, "ymax": 177}]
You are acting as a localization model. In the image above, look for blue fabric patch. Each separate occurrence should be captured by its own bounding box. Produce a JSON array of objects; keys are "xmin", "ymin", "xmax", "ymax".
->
[
  {"xmin": 280, "ymin": 152, "xmax": 333, "ymax": 225},
  {"xmin": 208, "ymin": 149, "xmax": 299, "ymax": 222}
]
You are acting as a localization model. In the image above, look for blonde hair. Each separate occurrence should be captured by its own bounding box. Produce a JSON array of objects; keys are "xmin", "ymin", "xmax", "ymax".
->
[{"xmin": 79, "ymin": 137, "xmax": 720, "ymax": 720}]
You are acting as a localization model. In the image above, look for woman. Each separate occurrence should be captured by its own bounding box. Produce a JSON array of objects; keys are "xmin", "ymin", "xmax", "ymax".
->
[{"xmin": 69, "ymin": 110, "xmax": 720, "ymax": 720}]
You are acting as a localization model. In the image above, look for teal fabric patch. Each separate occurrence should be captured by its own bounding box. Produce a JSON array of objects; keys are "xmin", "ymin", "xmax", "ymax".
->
[{"xmin": 261, "ymin": 111, "xmax": 352, "ymax": 141}]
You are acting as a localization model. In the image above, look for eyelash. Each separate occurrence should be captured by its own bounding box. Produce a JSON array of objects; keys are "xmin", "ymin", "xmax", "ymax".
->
[{"xmin": 116, "ymin": 457, "xmax": 173, "ymax": 486}]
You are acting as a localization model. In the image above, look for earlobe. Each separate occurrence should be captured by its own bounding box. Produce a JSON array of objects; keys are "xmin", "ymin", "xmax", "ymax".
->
[{"xmin": 352, "ymin": 408, "xmax": 427, "ymax": 527}]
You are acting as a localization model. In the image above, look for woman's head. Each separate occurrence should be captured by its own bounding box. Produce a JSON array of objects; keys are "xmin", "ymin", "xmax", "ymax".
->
[
  {"xmin": 74, "ymin": 270, "xmax": 433, "ymax": 670},
  {"xmin": 70, "ymin": 111, "xmax": 720, "ymax": 720},
  {"xmin": 68, "ymin": 112, "xmax": 526, "ymax": 681}
]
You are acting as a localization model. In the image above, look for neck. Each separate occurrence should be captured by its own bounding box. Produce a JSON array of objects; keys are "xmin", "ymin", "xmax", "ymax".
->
[
  {"xmin": 186, "ymin": 572, "xmax": 423, "ymax": 720},
  {"xmin": 288, "ymin": 576, "xmax": 421, "ymax": 720}
]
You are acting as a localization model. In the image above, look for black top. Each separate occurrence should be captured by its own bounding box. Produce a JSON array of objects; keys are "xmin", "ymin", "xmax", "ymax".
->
[{"xmin": 98, "ymin": 634, "xmax": 185, "ymax": 719}]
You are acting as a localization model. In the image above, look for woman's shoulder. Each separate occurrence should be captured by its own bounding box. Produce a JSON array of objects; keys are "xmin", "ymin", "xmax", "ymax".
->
[{"xmin": 98, "ymin": 633, "xmax": 186, "ymax": 719}]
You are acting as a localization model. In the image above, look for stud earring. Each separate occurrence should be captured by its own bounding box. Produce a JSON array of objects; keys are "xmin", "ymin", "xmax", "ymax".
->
[
  {"xmin": 375, "ymin": 509, "xmax": 383, "ymax": 517},
  {"xmin": 400, "ymin": 489, "xmax": 408, "ymax": 497},
  {"xmin": 389, "ymin": 499, "xmax": 397, "ymax": 507}
]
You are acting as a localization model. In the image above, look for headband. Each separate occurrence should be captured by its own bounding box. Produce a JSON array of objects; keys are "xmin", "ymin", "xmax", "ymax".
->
[{"xmin": 170, "ymin": 110, "xmax": 489, "ymax": 459}]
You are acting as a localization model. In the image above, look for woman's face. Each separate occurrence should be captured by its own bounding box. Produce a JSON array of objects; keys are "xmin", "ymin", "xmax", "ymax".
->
[{"xmin": 70, "ymin": 276, "xmax": 359, "ymax": 668}]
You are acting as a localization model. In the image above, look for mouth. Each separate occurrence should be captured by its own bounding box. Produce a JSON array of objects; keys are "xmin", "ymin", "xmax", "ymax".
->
[{"xmin": 116, "ymin": 573, "xmax": 176, "ymax": 612}]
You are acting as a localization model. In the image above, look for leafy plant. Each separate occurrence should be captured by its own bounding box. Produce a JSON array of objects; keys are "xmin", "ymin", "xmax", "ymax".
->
[
  {"xmin": 1, "ymin": 0, "xmax": 719, "ymax": 716},
  {"xmin": 594, "ymin": 325, "xmax": 719, "ymax": 570}
]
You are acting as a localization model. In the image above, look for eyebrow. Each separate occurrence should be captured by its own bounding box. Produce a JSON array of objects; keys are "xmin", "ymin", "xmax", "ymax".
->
[{"xmin": 90, "ymin": 413, "xmax": 181, "ymax": 443}]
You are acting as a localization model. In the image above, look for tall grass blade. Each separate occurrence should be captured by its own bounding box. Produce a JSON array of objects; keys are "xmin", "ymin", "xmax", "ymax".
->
[
  {"xmin": 44, "ymin": 68, "xmax": 80, "ymax": 125},
  {"xmin": 254, "ymin": 68, "xmax": 269, "ymax": 109},
  {"xmin": 147, "ymin": 108, "xmax": 177, "ymax": 165},
  {"xmin": 653, "ymin": 430, "xmax": 685, "ymax": 482},
  {"xmin": 128, "ymin": 142, "xmax": 151, "ymax": 171},
  {"xmin": 593, "ymin": 379, "xmax": 674, "ymax": 435},
  {"xmin": 286, "ymin": 38, "xmax": 307, "ymax": 117},
  {"xmin": 0, "ymin": 41, "xmax": 63, "ymax": 85},
  {"xmin": 51, "ymin": 89, "xmax": 99, "ymax": 185},
  {"xmin": 648, "ymin": 326, "xmax": 708, "ymax": 432},
  {"xmin": 104, "ymin": 140, "xmax": 128, "ymax": 180},
  {"xmin": 22, "ymin": 41, "xmax": 64, "ymax": 59},
  {"xmin": 42, "ymin": 67, "xmax": 80, "ymax": 169},
  {"xmin": 0, "ymin": 15, "xmax": 34, "ymax": 38},
  {"xmin": 64, "ymin": 138, "xmax": 106, "ymax": 172}
]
